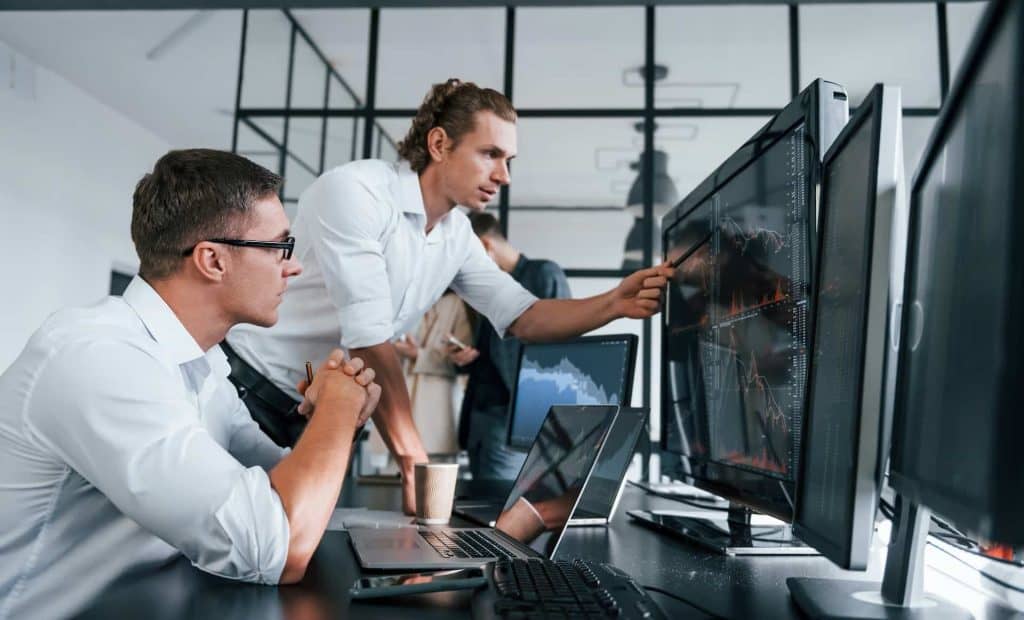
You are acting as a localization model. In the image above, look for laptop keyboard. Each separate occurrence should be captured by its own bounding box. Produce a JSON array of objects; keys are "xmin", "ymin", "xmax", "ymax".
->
[{"xmin": 420, "ymin": 529, "xmax": 517, "ymax": 560}]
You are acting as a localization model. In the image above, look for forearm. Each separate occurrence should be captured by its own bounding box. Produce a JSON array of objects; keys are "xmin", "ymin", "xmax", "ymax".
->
[
  {"xmin": 507, "ymin": 294, "xmax": 617, "ymax": 342},
  {"xmin": 349, "ymin": 342, "xmax": 427, "ymax": 462},
  {"xmin": 269, "ymin": 391, "xmax": 357, "ymax": 582}
]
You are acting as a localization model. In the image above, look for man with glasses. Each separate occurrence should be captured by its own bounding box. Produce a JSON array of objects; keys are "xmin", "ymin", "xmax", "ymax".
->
[{"xmin": 0, "ymin": 150, "xmax": 380, "ymax": 618}]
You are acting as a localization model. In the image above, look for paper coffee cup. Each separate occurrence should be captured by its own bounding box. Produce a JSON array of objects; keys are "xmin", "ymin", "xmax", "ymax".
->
[{"xmin": 414, "ymin": 462, "xmax": 459, "ymax": 525}]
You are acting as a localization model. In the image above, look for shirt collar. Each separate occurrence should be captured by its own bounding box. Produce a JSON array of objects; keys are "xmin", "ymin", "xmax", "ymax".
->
[
  {"xmin": 396, "ymin": 160, "xmax": 426, "ymax": 216},
  {"xmin": 511, "ymin": 254, "xmax": 530, "ymax": 280},
  {"xmin": 122, "ymin": 276, "xmax": 207, "ymax": 367}
]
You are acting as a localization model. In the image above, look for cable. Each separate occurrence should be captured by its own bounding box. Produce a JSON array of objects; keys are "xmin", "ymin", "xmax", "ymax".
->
[
  {"xmin": 642, "ymin": 584, "xmax": 725, "ymax": 619},
  {"xmin": 928, "ymin": 540, "xmax": 1024, "ymax": 595},
  {"xmin": 878, "ymin": 497, "xmax": 1021, "ymax": 566},
  {"xmin": 877, "ymin": 495, "xmax": 1024, "ymax": 594},
  {"xmin": 878, "ymin": 497, "xmax": 896, "ymax": 520},
  {"xmin": 929, "ymin": 535, "xmax": 1024, "ymax": 568},
  {"xmin": 628, "ymin": 480, "xmax": 730, "ymax": 512},
  {"xmin": 931, "ymin": 530, "xmax": 980, "ymax": 548}
]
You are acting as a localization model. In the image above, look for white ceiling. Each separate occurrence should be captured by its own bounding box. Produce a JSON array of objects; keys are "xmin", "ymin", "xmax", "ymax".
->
[{"xmin": 0, "ymin": 10, "xmax": 243, "ymax": 149}]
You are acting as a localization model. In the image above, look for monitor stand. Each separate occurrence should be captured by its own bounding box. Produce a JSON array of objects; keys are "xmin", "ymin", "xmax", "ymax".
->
[
  {"xmin": 629, "ymin": 503, "xmax": 817, "ymax": 556},
  {"xmin": 787, "ymin": 496, "xmax": 972, "ymax": 619},
  {"xmin": 629, "ymin": 480, "xmax": 721, "ymax": 502}
]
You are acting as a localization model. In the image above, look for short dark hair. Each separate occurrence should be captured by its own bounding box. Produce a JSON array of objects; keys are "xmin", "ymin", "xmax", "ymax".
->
[
  {"xmin": 468, "ymin": 211, "xmax": 504, "ymax": 240},
  {"xmin": 131, "ymin": 149, "xmax": 282, "ymax": 280}
]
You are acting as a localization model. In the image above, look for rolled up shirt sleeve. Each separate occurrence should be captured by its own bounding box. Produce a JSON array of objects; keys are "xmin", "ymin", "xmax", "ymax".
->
[
  {"xmin": 304, "ymin": 169, "xmax": 395, "ymax": 349},
  {"xmin": 227, "ymin": 395, "xmax": 290, "ymax": 471},
  {"xmin": 24, "ymin": 338, "xmax": 290, "ymax": 584},
  {"xmin": 451, "ymin": 233, "xmax": 538, "ymax": 338}
]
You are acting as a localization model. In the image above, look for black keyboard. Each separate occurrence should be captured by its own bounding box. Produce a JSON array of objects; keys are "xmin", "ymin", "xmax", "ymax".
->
[
  {"xmin": 472, "ymin": 558, "xmax": 667, "ymax": 619},
  {"xmin": 420, "ymin": 529, "xmax": 517, "ymax": 560}
]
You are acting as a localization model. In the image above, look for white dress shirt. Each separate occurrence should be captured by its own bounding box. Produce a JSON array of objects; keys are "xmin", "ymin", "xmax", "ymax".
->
[
  {"xmin": 0, "ymin": 277, "xmax": 290, "ymax": 620},
  {"xmin": 228, "ymin": 159, "xmax": 538, "ymax": 400}
]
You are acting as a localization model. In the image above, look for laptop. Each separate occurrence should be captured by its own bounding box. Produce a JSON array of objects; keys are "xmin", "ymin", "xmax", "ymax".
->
[
  {"xmin": 456, "ymin": 407, "xmax": 648, "ymax": 527},
  {"xmin": 348, "ymin": 405, "xmax": 620, "ymax": 570}
]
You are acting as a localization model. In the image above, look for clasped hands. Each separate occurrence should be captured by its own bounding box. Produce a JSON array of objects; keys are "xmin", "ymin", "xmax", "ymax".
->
[{"xmin": 295, "ymin": 349, "xmax": 381, "ymax": 427}]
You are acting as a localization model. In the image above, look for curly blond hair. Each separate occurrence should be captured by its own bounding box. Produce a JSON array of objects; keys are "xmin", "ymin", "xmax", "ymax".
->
[{"xmin": 397, "ymin": 79, "xmax": 516, "ymax": 173}]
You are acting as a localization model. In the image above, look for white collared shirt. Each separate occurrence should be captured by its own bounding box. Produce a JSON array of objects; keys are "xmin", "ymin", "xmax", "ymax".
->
[
  {"xmin": 0, "ymin": 277, "xmax": 290, "ymax": 620},
  {"xmin": 228, "ymin": 159, "xmax": 538, "ymax": 399}
]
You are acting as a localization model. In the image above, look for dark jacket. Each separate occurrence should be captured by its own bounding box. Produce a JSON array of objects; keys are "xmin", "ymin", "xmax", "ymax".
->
[{"xmin": 457, "ymin": 255, "xmax": 571, "ymax": 448}]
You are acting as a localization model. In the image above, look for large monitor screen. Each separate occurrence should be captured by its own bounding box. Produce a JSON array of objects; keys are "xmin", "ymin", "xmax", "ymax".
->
[
  {"xmin": 799, "ymin": 110, "xmax": 875, "ymax": 544},
  {"xmin": 507, "ymin": 336, "xmax": 636, "ymax": 450},
  {"xmin": 891, "ymin": 0, "xmax": 1023, "ymax": 542},
  {"xmin": 795, "ymin": 91, "xmax": 889, "ymax": 568},
  {"xmin": 662, "ymin": 120, "xmax": 814, "ymax": 518},
  {"xmin": 495, "ymin": 405, "xmax": 617, "ymax": 558}
]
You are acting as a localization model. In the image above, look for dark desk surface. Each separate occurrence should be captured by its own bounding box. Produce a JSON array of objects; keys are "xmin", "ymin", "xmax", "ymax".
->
[{"xmin": 73, "ymin": 483, "xmax": 1019, "ymax": 620}]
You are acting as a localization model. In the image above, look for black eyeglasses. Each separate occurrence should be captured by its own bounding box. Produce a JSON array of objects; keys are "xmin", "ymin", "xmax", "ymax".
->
[{"xmin": 183, "ymin": 236, "xmax": 296, "ymax": 261}]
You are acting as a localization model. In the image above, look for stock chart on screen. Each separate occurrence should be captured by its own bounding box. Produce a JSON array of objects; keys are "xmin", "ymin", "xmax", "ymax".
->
[
  {"xmin": 508, "ymin": 339, "xmax": 633, "ymax": 450},
  {"xmin": 664, "ymin": 124, "xmax": 810, "ymax": 481}
]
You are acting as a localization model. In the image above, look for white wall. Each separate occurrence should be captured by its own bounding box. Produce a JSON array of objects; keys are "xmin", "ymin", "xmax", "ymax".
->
[{"xmin": 0, "ymin": 41, "xmax": 170, "ymax": 370}]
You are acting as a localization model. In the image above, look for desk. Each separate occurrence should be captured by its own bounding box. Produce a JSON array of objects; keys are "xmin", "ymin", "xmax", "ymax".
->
[{"xmin": 73, "ymin": 484, "xmax": 1019, "ymax": 619}]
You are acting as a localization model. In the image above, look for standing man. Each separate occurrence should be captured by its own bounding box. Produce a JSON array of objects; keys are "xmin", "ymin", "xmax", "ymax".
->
[
  {"xmin": 0, "ymin": 150, "xmax": 381, "ymax": 619},
  {"xmin": 227, "ymin": 79, "xmax": 674, "ymax": 514},
  {"xmin": 455, "ymin": 211, "xmax": 571, "ymax": 480}
]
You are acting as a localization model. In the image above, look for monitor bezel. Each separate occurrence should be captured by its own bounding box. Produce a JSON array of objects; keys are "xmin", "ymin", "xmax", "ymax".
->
[
  {"xmin": 505, "ymin": 334, "xmax": 639, "ymax": 451},
  {"xmin": 658, "ymin": 79, "xmax": 841, "ymax": 521},
  {"xmin": 792, "ymin": 84, "xmax": 900, "ymax": 570},
  {"xmin": 890, "ymin": 0, "xmax": 1024, "ymax": 542}
]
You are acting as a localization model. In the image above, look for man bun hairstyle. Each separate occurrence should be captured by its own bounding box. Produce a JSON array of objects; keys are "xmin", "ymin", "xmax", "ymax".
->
[
  {"xmin": 397, "ymin": 78, "xmax": 516, "ymax": 174},
  {"xmin": 131, "ymin": 148, "xmax": 282, "ymax": 280}
]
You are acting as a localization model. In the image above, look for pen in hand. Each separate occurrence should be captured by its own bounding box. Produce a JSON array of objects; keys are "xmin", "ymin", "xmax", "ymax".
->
[{"xmin": 305, "ymin": 361, "xmax": 314, "ymax": 386}]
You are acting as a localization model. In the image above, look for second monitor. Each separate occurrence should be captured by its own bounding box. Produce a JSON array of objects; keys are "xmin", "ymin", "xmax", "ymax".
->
[{"xmin": 506, "ymin": 334, "xmax": 638, "ymax": 451}]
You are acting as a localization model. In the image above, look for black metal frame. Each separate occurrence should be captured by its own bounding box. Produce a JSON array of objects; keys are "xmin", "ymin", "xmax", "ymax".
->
[{"xmin": 231, "ymin": 3, "xmax": 952, "ymax": 481}]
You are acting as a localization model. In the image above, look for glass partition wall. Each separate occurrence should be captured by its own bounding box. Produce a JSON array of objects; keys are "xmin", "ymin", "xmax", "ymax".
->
[{"xmin": 232, "ymin": 3, "xmax": 967, "ymax": 481}]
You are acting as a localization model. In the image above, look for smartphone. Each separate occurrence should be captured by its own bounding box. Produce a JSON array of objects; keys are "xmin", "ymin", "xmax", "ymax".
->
[
  {"xmin": 447, "ymin": 334, "xmax": 469, "ymax": 350},
  {"xmin": 349, "ymin": 567, "xmax": 487, "ymax": 600}
]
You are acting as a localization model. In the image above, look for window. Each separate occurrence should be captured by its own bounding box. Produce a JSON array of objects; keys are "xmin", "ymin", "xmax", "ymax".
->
[
  {"xmin": 515, "ymin": 7, "xmax": 644, "ymax": 109},
  {"xmin": 232, "ymin": 6, "xmax": 950, "ymax": 480},
  {"xmin": 800, "ymin": 3, "xmax": 941, "ymax": 108},
  {"xmin": 946, "ymin": 2, "xmax": 990, "ymax": 79},
  {"xmin": 241, "ymin": 11, "xmax": 291, "ymax": 114},
  {"xmin": 291, "ymin": 9, "xmax": 369, "ymax": 105},
  {"xmin": 377, "ymin": 9, "xmax": 505, "ymax": 108},
  {"xmin": 656, "ymin": 6, "xmax": 790, "ymax": 108}
]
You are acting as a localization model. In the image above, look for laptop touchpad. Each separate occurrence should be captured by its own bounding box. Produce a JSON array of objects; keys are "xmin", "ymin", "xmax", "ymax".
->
[{"xmin": 360, "ymin": 536, "xmax": 421, "ymax": 550}]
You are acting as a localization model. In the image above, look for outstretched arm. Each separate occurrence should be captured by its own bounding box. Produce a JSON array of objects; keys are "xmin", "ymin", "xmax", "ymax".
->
[{"xmin": 507, "ymin": 263, "xmax": 674, "ymax": 342}]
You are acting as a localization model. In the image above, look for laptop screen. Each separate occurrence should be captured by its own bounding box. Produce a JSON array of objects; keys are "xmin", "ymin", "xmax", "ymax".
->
[
  {"xmin": 507, "ymin": 336, "xmax": 637, "ymax": 450},
  {"xmin": 574, "ymin": 407, "xmax": 647, "ymax": 518},
  {"xmin": 494, "ymin": 405, "xmax": 619, "ymax": 558}
]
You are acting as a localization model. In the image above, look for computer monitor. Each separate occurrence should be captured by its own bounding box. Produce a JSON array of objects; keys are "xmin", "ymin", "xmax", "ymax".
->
[
  {"xmin": 642, "ymin": 79, "xmax": 848, "ymax": 554},
  {"xmin": 506, "ymin": 335, "xmax": 638, "ymax": 451},
  {"xmin": 890, "ymin": 0, "xmax": 1024, "ymax": 546},
  {"xmin": 789, "ymin": 4, "xmax": 1022, "ymax": 618},
  {"xmin": 792, "ymin": 83, "xmax": 905, "ymax": 572}
]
